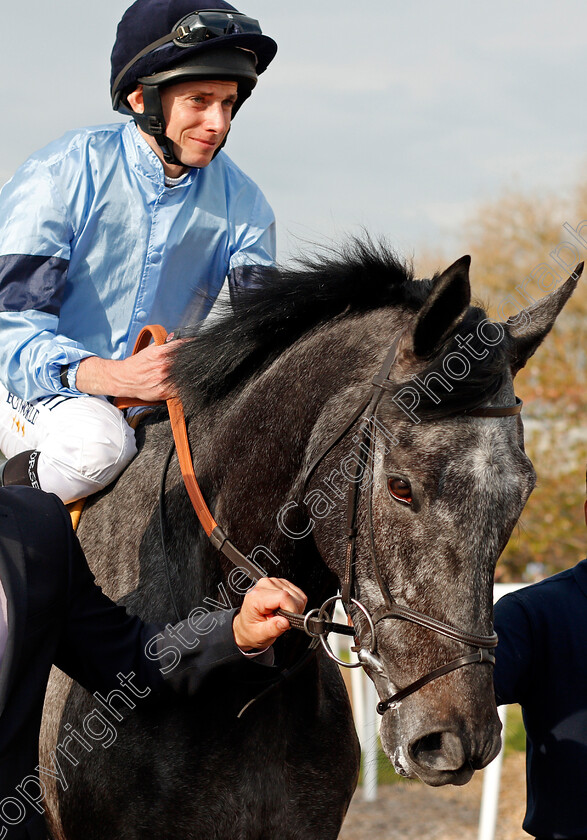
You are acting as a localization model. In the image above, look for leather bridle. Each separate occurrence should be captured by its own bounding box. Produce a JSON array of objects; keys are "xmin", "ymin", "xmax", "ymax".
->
[
  {"xmin": 120, "ymin": 326, "xmax": 522, "ymax": 715},
  {"xmin": 301, "ymin": 332, "xmax": 521, "ymax": 714}
]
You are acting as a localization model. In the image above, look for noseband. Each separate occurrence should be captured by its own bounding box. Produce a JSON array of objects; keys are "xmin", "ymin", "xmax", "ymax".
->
[{"xmin": 302, "ymin": 333, "xmax": 522, "ymax": 714}]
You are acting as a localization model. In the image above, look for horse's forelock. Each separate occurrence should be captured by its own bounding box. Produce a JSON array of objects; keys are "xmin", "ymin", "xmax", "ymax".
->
[{"xmin": 388, "ymin": 307, "xmax": 511, "ymax": 420}]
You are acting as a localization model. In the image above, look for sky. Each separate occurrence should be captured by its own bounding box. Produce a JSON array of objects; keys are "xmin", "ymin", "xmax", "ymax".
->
[{"xmin": 1, "ymin": 1, "xmax": 586, "ymax": 263}]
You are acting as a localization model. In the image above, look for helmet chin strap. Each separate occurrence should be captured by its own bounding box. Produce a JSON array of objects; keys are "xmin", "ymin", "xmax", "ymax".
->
[{"xmin": 140, "ymin": 85, "xmax": 183, "ymax": 166}]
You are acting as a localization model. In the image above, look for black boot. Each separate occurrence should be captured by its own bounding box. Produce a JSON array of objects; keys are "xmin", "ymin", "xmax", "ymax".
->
[{"xmin": 0, "ymin": 450, "xmax": 41, "ymax": 489}]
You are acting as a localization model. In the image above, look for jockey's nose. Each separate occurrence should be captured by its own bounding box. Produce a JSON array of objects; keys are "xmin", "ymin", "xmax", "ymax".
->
[{"xmin": 204, "ymin": 101, "xmax": 230, "ymax": 135}]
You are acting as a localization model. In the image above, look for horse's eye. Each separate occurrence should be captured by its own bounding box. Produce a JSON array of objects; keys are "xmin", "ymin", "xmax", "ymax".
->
[{"xmin": 387, "ymin": 477, "xmax": 413, "ymax": 505}]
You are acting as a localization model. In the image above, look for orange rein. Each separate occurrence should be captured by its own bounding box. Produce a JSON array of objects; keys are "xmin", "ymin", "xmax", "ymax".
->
[{"xmin": 114, "ymin": 325, "xmax": 218, "ymax": 538}]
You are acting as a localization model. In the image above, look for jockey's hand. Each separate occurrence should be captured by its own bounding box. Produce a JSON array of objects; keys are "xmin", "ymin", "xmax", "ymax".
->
[
  {"xmin": 232, "ymin": 578, "xmax": 308, "ymax": 651},
  {"xmin": 76, "ymin": 340, "xmax": 178, "ymax": 401},
  {"xmin": 115, "ymin": 341, "xmax": 178, "ymax": 401}
]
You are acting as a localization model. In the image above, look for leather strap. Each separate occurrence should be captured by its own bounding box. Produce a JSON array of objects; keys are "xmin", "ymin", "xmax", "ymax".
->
[
  {"xmin": 113, "ymin": 324, "xmax": 169, "ymax": 411},
  {"xmin": 371, "ymin": 602, "xmax": 497, "ymax": 650},
  {"xmin": 370, "ymin": 376, "xmax": 523, "ymax": 418},
  {"xmin": 376, "ymin": 648, "xmax": 495, "ymax": 714},
  {"xmin": 114, "ymin": 326, "xmax": 220, "ymax": 537},
  {"xmin": 466, "ymin": 397, "xmax": 523, "ymax": 417}
]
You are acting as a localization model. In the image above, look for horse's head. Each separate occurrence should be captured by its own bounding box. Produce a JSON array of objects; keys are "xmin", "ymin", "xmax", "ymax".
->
[{"xmin": 307, "ymin": 254, "xmax": 581, "ymax": 786}]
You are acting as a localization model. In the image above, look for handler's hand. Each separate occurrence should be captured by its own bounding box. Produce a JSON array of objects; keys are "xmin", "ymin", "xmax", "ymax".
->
[{"xmin": 232, "ymin": 578, "xmax": 308, "ymax": 651}]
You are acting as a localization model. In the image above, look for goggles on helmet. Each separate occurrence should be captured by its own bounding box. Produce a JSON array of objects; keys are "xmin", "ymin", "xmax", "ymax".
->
[
  {"xmin": 112, "ymin": 9, "xmax": 263, "ymax": 103},
  {"xmin": 173, "ymin": 10, "xmax": 263, "ymax": 46}
]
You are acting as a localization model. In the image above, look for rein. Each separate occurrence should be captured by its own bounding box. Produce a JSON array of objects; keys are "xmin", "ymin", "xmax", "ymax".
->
[{"xmin": 118, "ymin": 324, "xmax": 522, "ymax": 715}]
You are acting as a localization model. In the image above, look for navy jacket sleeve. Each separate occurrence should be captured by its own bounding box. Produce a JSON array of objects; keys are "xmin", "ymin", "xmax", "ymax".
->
[
  {"xmin": 52, "ymin": 499, "xmax": 166, "ymax": 695},
  {"xmin": 49, "ymin": 496, "xmax": 271, "ymax": 698},
  {"xmin": 493, "ymin": 592, "xmax": 537, "ymax": 706},
  {"xmin": 151, "ymin": 609, "xmax": 260, "ymax": 696}
]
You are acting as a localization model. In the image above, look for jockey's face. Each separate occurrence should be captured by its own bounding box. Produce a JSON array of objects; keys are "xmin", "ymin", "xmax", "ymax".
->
[{"xmin": 128, "ymin": 79, "xmax": 238, "ymax": 174}]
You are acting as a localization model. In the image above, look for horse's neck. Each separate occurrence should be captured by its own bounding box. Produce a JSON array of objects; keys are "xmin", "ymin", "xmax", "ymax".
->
[{"xmin": 190, "ymin": 314, "xmax": 398, "ymax": 602}]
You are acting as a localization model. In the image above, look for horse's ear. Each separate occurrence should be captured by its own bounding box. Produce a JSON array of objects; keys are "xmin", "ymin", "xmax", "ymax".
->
[
  {"xmin": 505, "ymin": 263, "xmax": 583, "ymax": 375},
  {"xmin": 411, "ymin": 255, "xmax": 471, "ymax": 358}
]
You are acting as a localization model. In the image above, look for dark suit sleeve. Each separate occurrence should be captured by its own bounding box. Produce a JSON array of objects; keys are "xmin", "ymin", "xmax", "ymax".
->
[
  {"xmin": 149, "ymin": 608, "xmax": 279, "ymax": 697},
  {"xmin": 48, "ymin": 496, "xmax": 271, "ymax": 698},
  {"xmin": 52, "ymin": 502, "xmax": 166, "ymax": 695},
  {"xmin": 493, "ymin": 592, "xmax": 536, "ymax": 706}
]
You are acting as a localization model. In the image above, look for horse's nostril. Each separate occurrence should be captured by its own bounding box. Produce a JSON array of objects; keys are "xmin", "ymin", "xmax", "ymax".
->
[
  {"xmin": 413, "ymin": 732, "xmax": 442, "ymax": 754},
  {"xmin": 409, "ymin": 731, "xmax": 465, "ymax": 772}
]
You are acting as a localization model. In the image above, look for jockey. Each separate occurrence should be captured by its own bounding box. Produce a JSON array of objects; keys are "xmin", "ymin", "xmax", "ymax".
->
[{"xmin": 0, "ymin": 0, "xmax": 277, "ymax": 503}]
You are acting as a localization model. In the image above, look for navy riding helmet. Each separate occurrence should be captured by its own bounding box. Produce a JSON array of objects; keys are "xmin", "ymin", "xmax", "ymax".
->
[{"xmin": 110, "ymin": 0, "xmax": 277, "ymax": 164}]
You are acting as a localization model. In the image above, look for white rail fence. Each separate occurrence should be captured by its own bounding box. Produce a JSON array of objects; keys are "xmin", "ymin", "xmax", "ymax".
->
[{"xmin": 331, "ymin": 583, "xmax": 526, "ymax": 840}]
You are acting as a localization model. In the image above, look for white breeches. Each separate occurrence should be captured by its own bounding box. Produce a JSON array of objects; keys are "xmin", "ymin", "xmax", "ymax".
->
[{"xmin": 0, "ymin": 385, "xmax": 137, "ymax": 504}]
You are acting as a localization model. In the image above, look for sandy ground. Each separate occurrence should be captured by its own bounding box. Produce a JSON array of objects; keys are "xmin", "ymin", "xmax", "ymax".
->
[{"xmin": 339, "ymin": 752, "xmax": 527, "ymax": 840}]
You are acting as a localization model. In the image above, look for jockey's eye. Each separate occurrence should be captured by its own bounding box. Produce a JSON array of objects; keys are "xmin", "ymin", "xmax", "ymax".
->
[{"xmin": 387, "ymin": 477, "xmax": 413, "ymax": 505}]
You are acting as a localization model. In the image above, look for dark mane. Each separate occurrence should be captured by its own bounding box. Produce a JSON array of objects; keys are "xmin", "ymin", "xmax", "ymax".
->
[
  {"xmin": 173, "ymin": 237, "xmax": 425, "ymax": 408},
  {"xmin": 172, "ymin": 237, "xmax": 508, "ymax": 415}
]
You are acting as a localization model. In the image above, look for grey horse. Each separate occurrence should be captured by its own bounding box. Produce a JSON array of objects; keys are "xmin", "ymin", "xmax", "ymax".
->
[{"xmin": 40, "ymin": 240, "xmax": 580, "ymax": 839}]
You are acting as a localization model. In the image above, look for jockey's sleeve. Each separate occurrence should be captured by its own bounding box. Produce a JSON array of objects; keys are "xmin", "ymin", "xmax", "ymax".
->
[{"xmin": 0, "ymin": 159, "xmax": 93, "ymax": 401}]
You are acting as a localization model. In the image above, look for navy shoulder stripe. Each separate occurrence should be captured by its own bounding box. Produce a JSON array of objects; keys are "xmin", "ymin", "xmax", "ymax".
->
[
  {"xmin": 229, "ymin": 264, "xmax": 277, "ymax": 291},
  {"xmin": 0, "ymin": 254, "xmax": 69, "ymax": 316}
]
